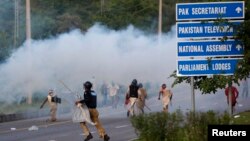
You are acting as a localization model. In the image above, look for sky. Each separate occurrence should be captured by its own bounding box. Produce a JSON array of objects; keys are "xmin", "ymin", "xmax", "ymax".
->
[{"xmin": 0, "ymin": 23, "xmax": 178, "ymax": 104}]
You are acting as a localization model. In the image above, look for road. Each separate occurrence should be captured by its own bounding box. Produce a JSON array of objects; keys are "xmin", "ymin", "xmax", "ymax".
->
[
  {"xmin": 0, "ymin": 113, "xmax": 138, "ymax": 141},
  {"xmin": 1, "ymin": 87, "xmax": 249, "ymax": 141}
]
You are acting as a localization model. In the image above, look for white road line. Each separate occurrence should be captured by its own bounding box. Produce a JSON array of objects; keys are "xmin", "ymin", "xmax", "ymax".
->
[
  {"xmin": 115, "ymin": 125, "xmax": 129, "ymax": 128},
  {"xmin": 128, "ymin": 137, "xmax": 138, "ymax": 141},
  {"xmin": 0, "ymin": 120, "xmax": 71, "ymax": 134},
  {"xmin": 80, "ymin": 131, "xmax": 96, "ymax": 136}
]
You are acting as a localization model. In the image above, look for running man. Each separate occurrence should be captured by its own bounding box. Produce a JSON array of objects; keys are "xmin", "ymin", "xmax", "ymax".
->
[
  {"xmin": 158, "ymin": 84, "xmax": 173, "ymax": 113},
  {"xmin": 126, "ymin": 79, "xmax": 139, "ymax": 117},
  {"xmin": 136, "ymin": 83, "xmax": 147, "ymax": 114},
  {"xmin": 75, "ymin": 81, "xmax": 110, "ymax": 141}
]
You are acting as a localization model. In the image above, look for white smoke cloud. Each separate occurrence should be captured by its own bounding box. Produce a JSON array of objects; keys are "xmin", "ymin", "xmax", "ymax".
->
[{"xmin": 0, "ymin": 24, "xmax": 177, "ymax": 103}]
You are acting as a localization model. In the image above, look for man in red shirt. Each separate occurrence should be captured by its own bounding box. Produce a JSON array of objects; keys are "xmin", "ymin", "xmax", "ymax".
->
[{"xmin": 225, "ymin": 82, "xmax": 239, "ymax": 114}]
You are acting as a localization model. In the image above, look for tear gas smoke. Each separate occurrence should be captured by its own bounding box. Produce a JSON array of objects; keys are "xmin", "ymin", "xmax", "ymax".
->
[{"xmin": 0, "ymin": 24, "xmax": 177, "ymax": 104}]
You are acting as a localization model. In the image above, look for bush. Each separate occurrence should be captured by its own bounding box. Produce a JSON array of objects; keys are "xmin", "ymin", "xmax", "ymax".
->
[{"xmin": 130, "ymin": 110, "xmax": 231, "ymax": 141}]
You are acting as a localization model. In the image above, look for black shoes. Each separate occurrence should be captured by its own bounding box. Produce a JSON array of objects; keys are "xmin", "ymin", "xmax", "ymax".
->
[
  {"xmin": 84, "ymin": 133, "xmax": 93, "ymax": 141},
  {"xmin": 127, "ymin": 110, "xmax": 130, "ymax": 117},
  {"xmin": 84, "ymin": 132, "xmax": 109, "ymax": 141},
  {"xmin": 104, "ymin": 134, "xmax": 110, "ymax": 141}
]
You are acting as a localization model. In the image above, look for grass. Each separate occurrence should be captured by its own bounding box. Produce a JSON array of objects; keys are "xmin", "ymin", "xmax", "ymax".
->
[
  {"xmin": 0, "ymin": 103, "xmax": 42, "ymax": 114},
  {"xmin": 130, "ymin": 109, "xmax": 250, "ymax": 141},
  {"xmin": 0, "ymin": 99, "xmax": 70, "ymax": 115},
  {"xmin": 232, "ymin": 110, "xmax": 250, "ymax": 124}
]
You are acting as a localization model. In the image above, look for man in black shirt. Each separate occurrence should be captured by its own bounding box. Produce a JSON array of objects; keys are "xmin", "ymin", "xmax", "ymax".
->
[
  {"xmin": 126, "ymin": 79, "xmax": 139, "ymax": 117},
  {"xmin": 75, "ymin": 81, "xmax": 110, "ymax": 141}
]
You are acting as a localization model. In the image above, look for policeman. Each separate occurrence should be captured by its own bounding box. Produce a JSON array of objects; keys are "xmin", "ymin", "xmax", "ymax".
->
[{"xmin": 75, "ymin": 81, "xmax": 110, "ymax": 141}]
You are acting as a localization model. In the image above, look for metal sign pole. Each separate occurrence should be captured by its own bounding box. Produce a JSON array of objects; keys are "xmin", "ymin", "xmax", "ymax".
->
[
  {"xmin": 191, "ymin": 76, "xmax": 195, "ymax": 112},
  {"xmin": 228, "ymin": 82, "xmax": 233, "ymax": 117}
]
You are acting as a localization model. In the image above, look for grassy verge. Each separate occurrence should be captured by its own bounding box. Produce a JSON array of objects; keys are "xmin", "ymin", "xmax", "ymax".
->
[
  {"xmin": 130, "ymin": 109, "xmax": 250, "ymax": 141},
  {"xmin": 231, "ymin": 110, "xmax": 250, "ymax": 124},
  {"xmin": 0, "ymin": 99, "xmax": 70, "ymax": 115}
]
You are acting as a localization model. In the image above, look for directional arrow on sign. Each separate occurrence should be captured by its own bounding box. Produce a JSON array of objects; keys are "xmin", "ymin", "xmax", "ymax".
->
[
  {"xmin": 236, "ymin": 44, "xmax": 242, "ymax": 51},
  {"xmin": 236, "ymin": 7, "xmax": 242, "ymax": 14}
]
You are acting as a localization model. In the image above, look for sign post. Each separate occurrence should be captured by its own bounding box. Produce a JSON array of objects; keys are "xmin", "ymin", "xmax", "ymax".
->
[
  {"xmin": 177, "ymin": 58, "xmax": 242, "ymax": 76},
  {"xmin": 176, "ymin": 1, "xmax": 244, "ymax": 21},
  {"xmin": 176, "ymin": 1, "xmax": 245, "ymax": 115},
  {"xmin": 177, "ymin": 21, "xmax": 243, "ymax": 39},
  {"xmin": 177, "ymin": 40, "xmax": 244, "ymax": 57}
]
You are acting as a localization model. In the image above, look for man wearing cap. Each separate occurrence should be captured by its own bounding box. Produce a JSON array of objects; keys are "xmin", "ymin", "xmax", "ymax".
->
[{"xmin": 40, "ymin": 89, "xmax": 58, "ymax": 122}]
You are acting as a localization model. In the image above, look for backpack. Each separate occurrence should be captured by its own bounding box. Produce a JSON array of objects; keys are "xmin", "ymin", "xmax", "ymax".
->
[{"xmin": 52, "ymin": 96, "xmax": 61, "ymax": 104}]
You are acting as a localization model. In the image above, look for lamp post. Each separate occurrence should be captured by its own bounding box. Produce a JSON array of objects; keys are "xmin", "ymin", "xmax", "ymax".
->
[
  {"xmin": 14, "ymin": 0, "xmax": 20, "ymax": 48},
  {"xmin": 158, "ymin": 0, "xmax": 162, "ymax": 42},
  {"xmin": 101, "ymin": 0, "xmax": 104, "ymax": 15},
  {"xmin": 26, "ymin": 0, "xmax": 31, "ymax": 42},
  {"xmin": 26, "ymin": 0, "xmax": 32, "ymax": 104}
]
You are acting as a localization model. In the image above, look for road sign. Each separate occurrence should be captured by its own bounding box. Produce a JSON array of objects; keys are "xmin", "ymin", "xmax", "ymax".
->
[
  {"xmin": 176, "ymin": 1, "xmax": 245, "ymax": 21},
  {"xmin": 177, "ymin": 20, "xmax": 243, "ymax": 38},
  {"xmin": 177, "ymin": 40, "xmax": 244, "ymax": 57},
  {"xmin": 177, "ymin": 58, "xmax": 242, "ymax": 76}
]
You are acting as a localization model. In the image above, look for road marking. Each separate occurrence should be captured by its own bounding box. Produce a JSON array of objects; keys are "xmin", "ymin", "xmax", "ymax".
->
[
  {"xmin": 0, "ymin": 120, "xmax": 72, "ymax": 134},
  {"xmin": 80, "ymin": 131, "xmax": 96, "ymax": 136},
  {"xmin": 115, "ymin": 125, "xmax": 129, "ymax": 128},
  {"xmin": 128, "ymin": 137, "xmax": 138, "ymax": 141}
]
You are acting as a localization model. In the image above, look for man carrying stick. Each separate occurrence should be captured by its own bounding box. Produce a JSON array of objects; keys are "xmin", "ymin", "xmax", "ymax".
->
[{"xmin": 40, "ymin": 89, "xmax": 59, "ymax": 122}]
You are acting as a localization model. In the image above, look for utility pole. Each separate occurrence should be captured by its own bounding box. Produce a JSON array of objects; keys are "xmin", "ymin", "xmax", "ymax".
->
[
  {"xmin": 101, "ymin": 0, "xmax": 104, "ymax": 15},
  {"xmin": 158, "ymin": 0, "xmax": 162, "ymax": 42},
  {"xmin": 26, "ymin": 0, "xmax": 31, "ymax": 42},
  {"xmin": 26, "ymin": 0, "xmax": 32, "ymax": 104},
  {"xmin": 14, "ymin": 0, "xmax": 20, "ymax": 48}
]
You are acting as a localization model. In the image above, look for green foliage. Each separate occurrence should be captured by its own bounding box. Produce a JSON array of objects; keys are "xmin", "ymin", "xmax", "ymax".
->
[
  {"xmin": 131, "ymin": 110, "xmax": 184, "ymax": 141},
  {"xmin": 231, "ymin": 111, "xmax": 250, "ymax": 124},
  {"xmin": 182, "ymin": 111, "xmax": 230, "ymax": 141},
  {"xmin": 94, "ymin": 0, "xmax": 158, "ymax": 32},
  {"xmin": 0, "ymin": 102, "xmax": 41, "ymax": 114},
  {"xmin": 131, "ymin": 110, "xmax": 231, "ymax": 141}
]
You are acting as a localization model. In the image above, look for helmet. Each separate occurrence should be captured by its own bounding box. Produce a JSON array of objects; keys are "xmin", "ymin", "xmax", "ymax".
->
[
  {"xmin": 84, "ymin": 81, "xmax": 92, "ymax": 90},
  {"xmin": 138, "ymin": 83, "xmax": 143, "ymax": 88},
  {"xmin": 48, "ymin": 89, "xmax": 54, "ymax": 94},
  {"xmin": 131, "ymin": 79, "xmax": 137, "ymax": 85},
  {"xmin": 162, "ymin": 84, "xmax": 166, "ymax": 88}
]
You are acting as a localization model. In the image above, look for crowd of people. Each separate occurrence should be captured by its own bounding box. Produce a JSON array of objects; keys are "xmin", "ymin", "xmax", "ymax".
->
[
  {"xmin": 39, "ymin": 77, "xmax": 250, "ymax": 141},
  {"xmin": 39, "ymin": 78, "xmax": 174, "ymax": 141}
]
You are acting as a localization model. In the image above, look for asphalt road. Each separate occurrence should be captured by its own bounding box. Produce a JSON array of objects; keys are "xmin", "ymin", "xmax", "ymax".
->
[
  {"xmin": 0, "ymin": 114, "xmax": 138, "ymax": 141},
  {"xmin": 1, "ymin": 87, "xmax": 250, "ymax": 141}
]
